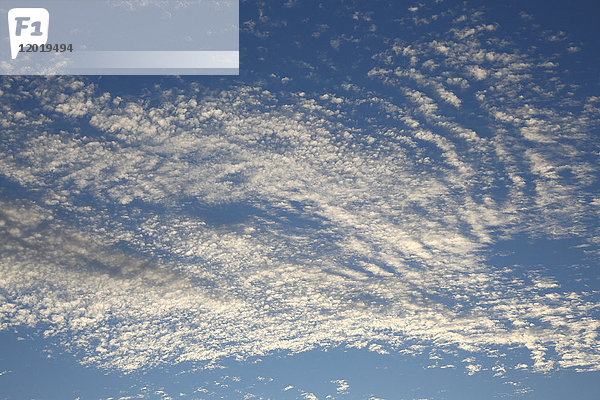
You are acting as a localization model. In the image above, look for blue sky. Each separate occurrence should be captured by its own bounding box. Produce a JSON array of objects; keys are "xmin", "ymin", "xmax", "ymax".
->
[{"xmin": 1, "ymin": 0, "xmax": 600, "ymax": 399}]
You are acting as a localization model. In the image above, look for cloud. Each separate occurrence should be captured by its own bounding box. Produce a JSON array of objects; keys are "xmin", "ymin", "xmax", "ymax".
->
[
  {"xmin": 332, "ymin": 379, "xmax": 350, "ymax": 394},
  {"xmin": 0, "ymin": 1, "xmax": 599, "ymax": 386},
  {"xmin": 467, "ymin": 65, "xmax": 488, "ymax": 80}
]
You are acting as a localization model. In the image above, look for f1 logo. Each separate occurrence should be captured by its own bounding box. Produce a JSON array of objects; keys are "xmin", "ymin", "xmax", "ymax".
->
[{"xmin": 8, "ymin": 8, "xmax": 49, "ymax": 59}]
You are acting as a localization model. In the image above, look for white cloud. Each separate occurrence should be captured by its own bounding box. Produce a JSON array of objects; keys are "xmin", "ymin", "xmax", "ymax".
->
[
  {"xmin": 331, "ymin": 379, "xmax": 350, "ymax": 394},
  {"xmin": 466, "ymin": 364, "xmax": 482, "ymax": 375},
  {"xmin": 467, "ymin": 65, "xmax": 488, "ymax": 80},
  {"xmin": 0, "ymin": 2, "xmax": 599, "ymax": 386}
]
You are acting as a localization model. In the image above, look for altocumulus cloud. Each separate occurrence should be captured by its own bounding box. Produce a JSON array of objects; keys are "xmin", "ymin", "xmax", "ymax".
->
[{"xmin": 1, "ymin": 0, "xmax": 600, "ymax": 379}]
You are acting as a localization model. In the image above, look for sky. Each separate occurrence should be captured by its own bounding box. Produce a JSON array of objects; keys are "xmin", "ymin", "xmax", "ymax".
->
[{"xmin": 1, "ymin": 0, "xmax": 600, "ymax": 399}]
